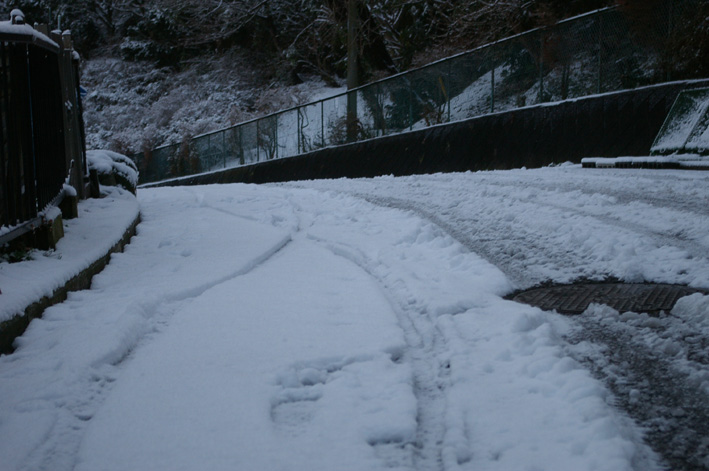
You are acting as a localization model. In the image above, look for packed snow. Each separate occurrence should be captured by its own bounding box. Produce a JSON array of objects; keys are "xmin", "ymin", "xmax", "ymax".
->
[{"xmin": 1, "ymin": 165, "xmax": 709, "ymax": 470}]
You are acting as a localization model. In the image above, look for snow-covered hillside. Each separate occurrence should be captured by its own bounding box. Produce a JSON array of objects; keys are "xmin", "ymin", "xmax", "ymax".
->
[{"xmin": 81, "ymin": 52, "xmax": 342, "ymax": 154}]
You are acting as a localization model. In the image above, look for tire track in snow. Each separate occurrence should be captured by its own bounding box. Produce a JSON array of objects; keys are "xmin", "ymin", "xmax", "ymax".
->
[
  {"xmin": 356, "ymin": 187, "xmax": 709, "ymax": 289},
  {"xmin": 474, "ymin": 179, "xmax": 709, "ymax": 256},
  {"xmin": 324, "ymin": 188, "xmax": 709, "ymax": 470},
  {"xmin": 478, "ymin": 173, "xmax": 709, "ymax": 216},
  {"xmin": 22, "ymin": 232, "xmax": 295, "ymax": 471},
  {"xmin": 356, "ymin": 193, "xmax": 709, "ymax": 471},
  {"xmin": 105, "ymin": 231, "xmax": 294, "ymax": 367},
  {"xmin": 567, "ymin": 311, "xmax": 709, "ymax": 471},
  {"xmin": 352, "ymin": 194, "xmax": 541, "ymax": 288},
  {"xmin": 302, "ymin": 235, "xmax": 450, "ymax": 471},
  {"xmin": 536, "ymin": 201, "xmax": 708, "ymax": 255}
]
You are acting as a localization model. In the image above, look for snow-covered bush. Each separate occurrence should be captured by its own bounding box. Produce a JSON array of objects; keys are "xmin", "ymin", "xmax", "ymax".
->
[{"xmin": 87, "ymin": 150, "xmax": 139, "ymax": 194}]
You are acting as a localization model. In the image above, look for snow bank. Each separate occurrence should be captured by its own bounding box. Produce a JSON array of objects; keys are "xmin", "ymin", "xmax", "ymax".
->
[{"xmin": 0, "ymin": 187, "xmax": 138, "ymax": 324}]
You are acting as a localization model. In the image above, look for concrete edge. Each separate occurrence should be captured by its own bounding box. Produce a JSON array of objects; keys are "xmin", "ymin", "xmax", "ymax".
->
[{"xmin": 0, "ymin": 212, "xmax": 142, "ymax": 355}]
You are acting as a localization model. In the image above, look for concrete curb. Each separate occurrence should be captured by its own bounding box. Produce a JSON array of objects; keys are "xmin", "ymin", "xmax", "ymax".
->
[{"xmin": 0, "ymin": 213, "xmax": 141, "ymax": 355}]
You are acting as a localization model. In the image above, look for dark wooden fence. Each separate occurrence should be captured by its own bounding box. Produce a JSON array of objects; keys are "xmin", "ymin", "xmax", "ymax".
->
[{"xmin": 0, "ymin": 13, "xmax": 86, "ymax": 244}]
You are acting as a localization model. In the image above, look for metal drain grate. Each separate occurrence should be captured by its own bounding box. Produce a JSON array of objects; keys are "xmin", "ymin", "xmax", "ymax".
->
[{"xmin": 512, "ymin": 283, "xmax": 706, "ymax": 315}]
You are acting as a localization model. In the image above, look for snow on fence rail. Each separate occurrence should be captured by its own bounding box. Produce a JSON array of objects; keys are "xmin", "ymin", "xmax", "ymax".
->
[
  {"xmin": 0, "ymin": 11, "xmax": 87, "ymax": 244},
  {"xmin": 133, "ymin": 0, "xmax": 705, "ymax": 185}
]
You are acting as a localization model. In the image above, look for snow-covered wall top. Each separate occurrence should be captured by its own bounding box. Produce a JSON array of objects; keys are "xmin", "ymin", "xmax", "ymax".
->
[{"xmin": 651, "ymin": 87, "xmax": 709, "ymax": 155}]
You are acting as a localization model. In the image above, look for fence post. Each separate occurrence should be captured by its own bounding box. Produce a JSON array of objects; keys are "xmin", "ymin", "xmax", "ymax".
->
[
  {"xmin": 346, "ymin": 90, "xmax": 358, "ymax": 143},
  {"xmin": 378, "ymin": 83, "xmax": 387, "ymax": 135},
  {"xmin": 297, "ymin": 108, "xmax": 301, "ymax": 154},
  {"xmin": 275, "ymin": 114, "xmax": 279, "ymax": 159},
  {"xmin": 447, "ymin": 60, "xmax": 451, "ymax": 123},
  {"xmin": 538, "ymin": 31, "xmax": 545, "ymax": 103},
  {"xmin": 408, "ymin": 80, "xmax": 413, "ymax": 130},
  {"xmin": 55, "ymin": 31, "xmax": 85, "ymax": 199},
  {"xmin": 207, "ymin": 133, "xmax": 211, "ymax": 169},
  {"xmin": 321, "ymin": 100, "xmax": 325, "ymax": 148},
  {"xmin": 491, "ymin": 66, "xmax": 495, "ymax": 113},
  {"xmin": 239, "ymin": 126, "xmax": 244, "ymax": 165},
  {"xmin": 256, "ymin": 119, "xmax": 260, "ymax": 162},
  {"xmin": 597, "ymin": 13, "xmax": 603, "ymax": 94}
]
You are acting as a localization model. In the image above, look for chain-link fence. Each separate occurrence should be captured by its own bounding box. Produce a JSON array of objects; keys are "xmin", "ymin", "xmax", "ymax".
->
[{"xmin": 133, "ymin": 0, "xmax": 704, "ymax": 184}]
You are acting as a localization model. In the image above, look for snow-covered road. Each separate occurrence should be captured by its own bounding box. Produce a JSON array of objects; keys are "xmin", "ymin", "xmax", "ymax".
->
[
  {"xmin": 289, "ymin": 166, "xmax": 709, "ymax": 289},
  {"xmin": 1, "ymin": 165, "xmax": 708, "ymax": 470},
  {"xmin": 285, "ymin": 166, "xmax": 709, "ymax": 471}
]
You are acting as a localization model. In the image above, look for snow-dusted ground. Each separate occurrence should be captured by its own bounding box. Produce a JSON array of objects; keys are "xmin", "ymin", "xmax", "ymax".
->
[{"xmin": 1, "ymin": 165, "xmax": 708, "ymax": 470}]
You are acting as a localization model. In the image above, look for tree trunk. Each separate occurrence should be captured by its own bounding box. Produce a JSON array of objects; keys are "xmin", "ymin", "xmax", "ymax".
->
[{"xmin": 347, "ymin": 0, "xmax": 359, "ymax": 142}]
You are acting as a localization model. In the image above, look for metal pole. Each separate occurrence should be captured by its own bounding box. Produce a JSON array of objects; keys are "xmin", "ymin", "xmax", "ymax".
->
[
  {"xmin": 379, "ymin": 83, "xmax": 386, "ymax": 135},
  {"xmin": 597, "ymin": 13, "xmax": 603, "ymax": 94},
  {"xmin": 297, "ymin": 109, "xmax": 301, "ymax": 154},
  {"xmin": 447, "ymin": 61, "xmax": 451, "ymax": 123},
  {"xmin": 538, "ymin": 31, "xmax": 545, "ymax": 103},
  {"xmin": 491, "ymin": 66, "xmax": 495, "ymax": 113},
  {"xmin": 256, "ymin": 120, "xmax": 260, "ymax": 162},
  {"xmin": 408, "ymin": 80, "xmax": 413, "ymax": 130},
  {"xmin": 321, "ymin": 100, "xmax": 325, "ymax": 148},
  {"xmin": 239, "ymin": 126, "xmax": 244, "ymax": 165}
]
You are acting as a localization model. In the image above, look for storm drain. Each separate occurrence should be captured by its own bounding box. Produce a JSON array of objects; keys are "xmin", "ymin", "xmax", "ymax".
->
[{"xmin": 512, "ymin": 283, "xmax": 706, "ymax": 315}]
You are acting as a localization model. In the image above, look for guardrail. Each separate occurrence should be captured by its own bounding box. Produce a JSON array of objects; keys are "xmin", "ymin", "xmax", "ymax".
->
[
  {"xmin": 134, "ymin": 0, "xmax": 705, "ymax": 184},
  {"xmin": 0, "ymin": 11, "xmax": 87, "ymax": 245}
]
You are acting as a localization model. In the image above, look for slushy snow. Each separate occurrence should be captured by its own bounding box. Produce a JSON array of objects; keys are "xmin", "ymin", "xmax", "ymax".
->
[{"xmin": 2, "ymin": 164, "xmax": 708, "ymax": 470}]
